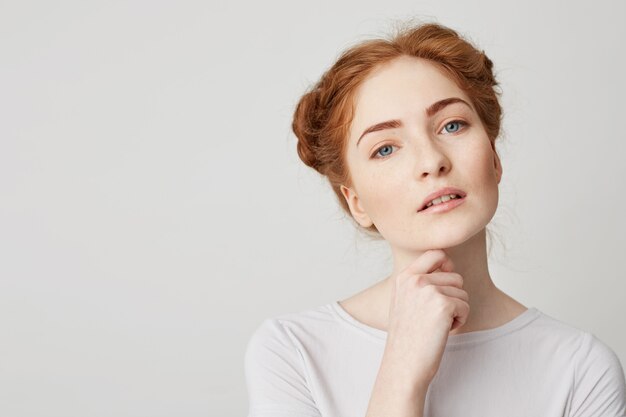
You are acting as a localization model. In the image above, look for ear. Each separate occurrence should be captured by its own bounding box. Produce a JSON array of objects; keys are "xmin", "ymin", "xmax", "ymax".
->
[
  {"xmin": 340, "ymin": 184, "xmax": 374, "ymax": 228},
  {"xmin": 491, "ymin": 142, "xmax": 503, "ymax": 184}
]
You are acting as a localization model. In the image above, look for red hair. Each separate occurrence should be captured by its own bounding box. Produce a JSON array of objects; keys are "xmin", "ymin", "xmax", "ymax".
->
[{"xmin": 292, "ymin": 21, "xmax": 503, "ymax": 236}]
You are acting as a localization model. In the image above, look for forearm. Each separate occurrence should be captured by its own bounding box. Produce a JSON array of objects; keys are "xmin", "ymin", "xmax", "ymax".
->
[{"xmin": 365, "ymin": 360, "xmax": 428, "ymax": 417}]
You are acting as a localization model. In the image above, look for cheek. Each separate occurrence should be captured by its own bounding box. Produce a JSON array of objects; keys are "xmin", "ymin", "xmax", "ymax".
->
[
  {"xmin": 469, "ymin": 150, "xmax": 500, "ymax": 208},
  {"xmin": 461, "ymin": 143, "xmax": 497, "ymax": 182},
  {"xmin": 480, "ymin": 151, "xmax": 499, "ymax": 186},
  {"xmin": 358, "ymin": 170, "xmax": 410, "ymax": 219}
]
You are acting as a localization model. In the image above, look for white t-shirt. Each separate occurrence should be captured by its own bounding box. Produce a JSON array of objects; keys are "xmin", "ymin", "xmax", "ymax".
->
[{"xmin": 244, "ymin": 301, "xmax": 626, "ymax": 417}]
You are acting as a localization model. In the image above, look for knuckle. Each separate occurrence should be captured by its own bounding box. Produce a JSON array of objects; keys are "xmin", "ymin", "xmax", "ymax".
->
[
  {"xmin": 438, "ymin": 298, "xmax": 454, "ymax": 314},
  {"xmin": 461, "ymin": 300, "xmax": 471, "ymax": 314},
  {"xmin": 430, "ymin": 288, "xmax": 447, "ymax": 304},
  {"xmin": 414, "ymin": 274, "xmax": 428, "ymax": 287},
  {"xmin": 453, "ymin": 273, "xmax": 464, "ymax": 288},
  {"xmin": 421, "ymin": 283, "xmax": 438, "ymax": 296}
]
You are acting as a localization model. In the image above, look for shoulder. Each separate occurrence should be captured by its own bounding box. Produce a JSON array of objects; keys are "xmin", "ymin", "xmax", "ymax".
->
[
  {"xmin": 573, "ymin": 331, "xmax": 624, "ymax": 371},
  {"xmin": 531, "ymin": 311, "xmax": 626, "ymax": 416},
  {"xmin": 530, "ymin": 311, "xmax": 624, "ymax": 368},
  {"xmin": 246, "ymin": 303, "xmax": 337, "ymax": 347},
  {"xmin": 525, "ymin": 310, "xmax": 604, "ymax": 353},
  {"xmin": 243, "ymin": 307, "xmax": 332, "ymax": 417},
  {"xmin": 568, "ymin": 332, "xmax": 626, "ymax": 416},
  {"xmin": 244, "ymin": 302, "xmax": 340, "ymax": 380},
  {"xmin": 244, "ymin": 317, "xmax": 305, "ymax": 388}
]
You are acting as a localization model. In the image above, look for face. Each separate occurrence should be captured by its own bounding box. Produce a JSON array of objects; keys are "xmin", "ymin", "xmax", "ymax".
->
[{"xmin": 340, "ymin": 55, "xmax": 502, "ymax": 252}]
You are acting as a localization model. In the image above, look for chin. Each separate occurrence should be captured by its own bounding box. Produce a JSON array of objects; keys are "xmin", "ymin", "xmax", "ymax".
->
[
  {"xmin": 381, "ymin": 202, "xmax": 497, "ymax": 250},
  {"xmin": 421, "ymin": 217, "xmax": 489, "ymax": 251},
  {"xmin": 431, "ymin": 227, "xmax": 476, "ymax": 249}
]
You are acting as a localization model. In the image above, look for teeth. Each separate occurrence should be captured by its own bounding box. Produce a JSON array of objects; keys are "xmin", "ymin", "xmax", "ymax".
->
[{"xmin": 425, "ymin": 194, "xmax": 460, "ymax": 209}]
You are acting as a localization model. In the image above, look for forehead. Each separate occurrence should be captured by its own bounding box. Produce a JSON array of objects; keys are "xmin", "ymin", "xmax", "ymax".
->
[{"xmin": 349, "ymin": 56, "xmax": 471, "ymax": 136}]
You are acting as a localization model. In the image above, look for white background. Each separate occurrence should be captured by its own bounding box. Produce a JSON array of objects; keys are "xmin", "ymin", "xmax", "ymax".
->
[{"xmin": 1, "ymin": 1, "xmax": 624, "ymax": 416}]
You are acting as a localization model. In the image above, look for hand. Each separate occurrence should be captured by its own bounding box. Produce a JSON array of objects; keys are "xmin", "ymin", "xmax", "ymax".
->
[{"xmin": 382, "ymin": 249, "xmax": 470, "ymax": 390}]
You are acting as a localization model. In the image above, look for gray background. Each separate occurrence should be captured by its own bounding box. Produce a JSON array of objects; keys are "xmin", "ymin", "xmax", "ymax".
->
[{"xmin": 1, "ymin": 0, "xmax": 625, "ymax": 416}]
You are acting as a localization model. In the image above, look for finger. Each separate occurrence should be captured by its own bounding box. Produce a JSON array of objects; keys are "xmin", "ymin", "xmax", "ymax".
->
[
  {"xmin": 406, "ymin": 249, "xmax": 450, "ymax": 275},
  {"xmin": 449, "ymin": 298, "xmax": 471, "ymax": 331},
  {"xmin": 415, "ymin": 272, "xmax": 464, "ymax": 290},
  {"xmin": 428, "ymin": 284, "xmax": 468, "ymax": 302},
  {"xmin": 438, "ymin": 254, "xmax": 455, "ymax": 273}
]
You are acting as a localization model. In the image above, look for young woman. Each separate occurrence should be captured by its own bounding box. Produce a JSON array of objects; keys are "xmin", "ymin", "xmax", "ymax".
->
[{"xmin": 244, "ymin": 21, "xmax": 626, "ymax": 417}]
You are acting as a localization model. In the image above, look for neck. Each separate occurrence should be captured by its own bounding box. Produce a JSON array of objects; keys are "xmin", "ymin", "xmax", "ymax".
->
[{"xmin": 379, "ymin": 228, "xmax": 522, "ymax": 334}]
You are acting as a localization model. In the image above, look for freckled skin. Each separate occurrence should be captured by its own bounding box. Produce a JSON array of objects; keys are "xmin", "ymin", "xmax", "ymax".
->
[{"xmin": 341, "ymin": 55, "xmax": 502, "ymax": 256}]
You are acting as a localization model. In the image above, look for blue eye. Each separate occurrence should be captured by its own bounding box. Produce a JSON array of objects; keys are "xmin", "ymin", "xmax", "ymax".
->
[
  {"xmin": 442, "ymin": 120, "xmax": 467, "ymax": 134},
  {"xmin": 372, "ymin": 144, "xmax": 396, "ymax": 159}
]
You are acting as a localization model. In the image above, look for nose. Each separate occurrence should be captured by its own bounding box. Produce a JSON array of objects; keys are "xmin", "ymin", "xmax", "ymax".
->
[{"xmin": 413, "ymin": 137, "xmax": 451, "ymax": 179}]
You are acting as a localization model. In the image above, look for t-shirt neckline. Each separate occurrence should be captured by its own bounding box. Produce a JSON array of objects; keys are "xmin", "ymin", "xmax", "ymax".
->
[{"xmin": 330, "ymin": 300, "xmax": 541, "ymax": 347}]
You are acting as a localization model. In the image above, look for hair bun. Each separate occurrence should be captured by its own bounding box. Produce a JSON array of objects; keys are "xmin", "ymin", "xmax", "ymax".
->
[{"xmin": 292, "ymin": 88, "xmax": 324, "ymax": 173}]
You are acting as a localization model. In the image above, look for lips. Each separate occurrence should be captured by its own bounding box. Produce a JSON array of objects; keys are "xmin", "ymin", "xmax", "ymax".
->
[{"xmin": 418, "ymin": 187, "xmax": 467, "ymax": 212}]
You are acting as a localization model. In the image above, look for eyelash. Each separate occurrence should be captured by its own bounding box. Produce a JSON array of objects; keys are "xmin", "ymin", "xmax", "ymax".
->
[{"xmin": 370, "ymin": 120, "xmax": 469, "ymax": 159}]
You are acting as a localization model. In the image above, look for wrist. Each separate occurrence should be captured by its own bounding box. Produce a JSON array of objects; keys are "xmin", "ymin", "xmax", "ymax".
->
[{"xmin": 376, "ymin": 356, "xmax": 431, "ymax": 399}]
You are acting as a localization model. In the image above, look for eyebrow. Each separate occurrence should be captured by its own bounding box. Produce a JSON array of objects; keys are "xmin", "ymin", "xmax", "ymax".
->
[{"xmin": 356, "ymin": 97, "xmax": 472, "ymax": 147}]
